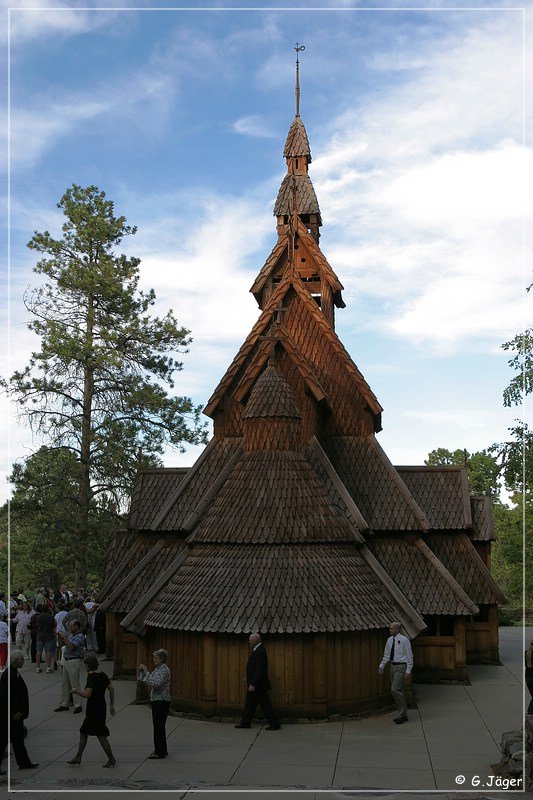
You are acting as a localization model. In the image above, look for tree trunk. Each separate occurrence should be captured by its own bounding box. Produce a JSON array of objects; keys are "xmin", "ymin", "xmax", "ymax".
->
[{"xmin": 77, "ymin": 293, "xmax": 95, "ymax": 589}]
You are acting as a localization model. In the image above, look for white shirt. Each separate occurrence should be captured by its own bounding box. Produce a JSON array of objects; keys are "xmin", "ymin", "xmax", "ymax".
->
[
  {"xmin": 55, "ymin": 610, "xmax": 68, "ymax": 636},
  {"xmin": 379, "ymin": 633, "xmax": 413, "ymax": 674}
]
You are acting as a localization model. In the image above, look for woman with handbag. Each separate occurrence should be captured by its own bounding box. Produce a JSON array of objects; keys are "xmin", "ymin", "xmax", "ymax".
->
[{"xmin": 138, "ymin": 649, "xmax": 171, "ymax": 759}]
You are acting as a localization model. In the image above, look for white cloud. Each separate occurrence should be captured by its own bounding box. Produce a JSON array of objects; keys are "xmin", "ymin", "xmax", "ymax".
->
[
  {"xmin": 307, "ymin": 16, "xmax": 531, "ymax": 352},
  {"xmin": 4, "ymin": 1, "xmax": 120, "ymax": 44},
  {"xmin": 233, "ymin": 115, "xmax": 276, "ymax": 139},
  {"xmin": 10, "ymin": 99, "xmax": 110, "ymax": 169}
]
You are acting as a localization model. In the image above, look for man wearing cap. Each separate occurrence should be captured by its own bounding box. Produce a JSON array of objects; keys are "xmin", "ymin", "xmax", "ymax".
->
[{"xmin": 378, "ymin": 621, "xmax": 413, "ymax": 724}]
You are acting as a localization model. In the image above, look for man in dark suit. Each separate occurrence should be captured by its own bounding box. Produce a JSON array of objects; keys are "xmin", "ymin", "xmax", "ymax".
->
[
  {"xmin": 0, "ymin": 649, "xmax": 39, "ymax": 774},
  {"xmin": 235, "ymin": 633, "xmax": 280, "ymax": 730}
]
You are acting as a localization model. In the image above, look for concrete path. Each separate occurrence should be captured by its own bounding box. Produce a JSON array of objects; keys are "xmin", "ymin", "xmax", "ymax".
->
[{"xmin": 2, "ymin": 626, "xmax": 530, "ymax": 799}]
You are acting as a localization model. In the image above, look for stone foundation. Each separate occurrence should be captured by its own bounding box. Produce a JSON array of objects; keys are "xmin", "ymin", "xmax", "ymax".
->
[{"xmin": 491, "ymin": 717, "xmax": 533, "ymax": 791}]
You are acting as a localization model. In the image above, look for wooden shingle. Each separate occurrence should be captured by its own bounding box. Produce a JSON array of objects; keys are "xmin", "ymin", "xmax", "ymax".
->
[
  {"xmin": 283, "ymin": 115, "xmax": 312, "ymax": 160},
  {"xmin": 274, "ymin": 174, "xmax": 321, "ymax": 219},
  {"xmin": 325, "ymin": 436, "xmax": 429, "ymax": 532},
  {"xmin": 369, "ymin": 537, "xmax": 477, "ymax": 616},
  {"xmin": 469, "ymin": 496, "xmax": 496, "ymax": 541},
  {"xmin": 425, "ymin": 533, "xmax": 506, "ymax": 605},
  {"xmin": 396, "ymin": 466, "xmax": 472, "ymax": 530},
  {"xmin": 128, "ymin": 468, "xmax": 189, "ymax": 531},
  {"xmin": 188, "ymin": 450, "xmax": 364, "ymax": 545},
  {"xmin": 138, "ymin": 543, "xmax": 423, "ymax": 635}
]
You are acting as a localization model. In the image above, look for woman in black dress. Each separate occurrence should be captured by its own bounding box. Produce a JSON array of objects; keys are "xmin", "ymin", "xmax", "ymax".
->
[{"xmin": 68, "ymin": 654, "xmax": 116, "ymax": 767}]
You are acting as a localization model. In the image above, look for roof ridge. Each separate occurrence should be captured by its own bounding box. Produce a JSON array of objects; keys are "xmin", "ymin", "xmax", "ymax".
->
[
  {"xmin": 414, "ymin": 537, "xmax": 479, "ymax": 614},
  {"xmin": 150, "ymin": 437, "xmax": 219, "ymax": 530},
  {"xmin": 359, "ymin": 544, "xmax": 426, "ymax": 638},
  {"xmin": 205, "ymin": 275, "xmax": 382, "ymax": 420},
  {"xmin": 99, "ymin": 538, "xmax": 166, "ymax": 613},
  {"xmin": 372, "ymin": 437, "xmax": 430, "ymax": 532},
  {"xmin": 307, "ymin": 437, "xmax": 368, "ymax": 532},
  {"xmin": 120, "ymin": 547, "xmax": 190, "ymax": 636}
]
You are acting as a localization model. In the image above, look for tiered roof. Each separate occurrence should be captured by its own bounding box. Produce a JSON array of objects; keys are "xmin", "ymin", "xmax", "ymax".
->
[{"xmin": 109, "ymin": 65, "xmax": 503, "ymax": 642}]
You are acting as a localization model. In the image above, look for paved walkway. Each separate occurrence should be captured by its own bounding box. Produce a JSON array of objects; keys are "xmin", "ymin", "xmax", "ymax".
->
[{"xmin": 2, "ymin": 626, "xmax": 531, "ymax": 799}]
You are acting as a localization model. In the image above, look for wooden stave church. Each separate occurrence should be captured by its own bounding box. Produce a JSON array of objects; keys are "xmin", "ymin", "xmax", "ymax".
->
[{"xmin": 100, "ymin": 60, "xmax": 505, "ymax": 718}]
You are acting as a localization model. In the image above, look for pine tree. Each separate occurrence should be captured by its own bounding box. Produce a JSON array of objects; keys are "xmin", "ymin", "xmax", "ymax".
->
[{"xmin": 6, "ymin": 185, "xmax": 206, "ymax": 585}]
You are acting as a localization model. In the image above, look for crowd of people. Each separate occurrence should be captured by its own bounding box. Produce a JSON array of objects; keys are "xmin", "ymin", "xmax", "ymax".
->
[
  {"xmin": 0, "ymin": 582, "xmax": 174, "ymax": 773},
  {"xmin": 0, "ymin": 582, "xmax": 110, "ymax": 774},
  {"xmin": 0, "ymin": 585, "xmax": 106, "ymax": 671}
]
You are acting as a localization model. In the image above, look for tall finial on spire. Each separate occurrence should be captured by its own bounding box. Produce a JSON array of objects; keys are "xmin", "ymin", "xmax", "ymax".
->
[{"xmin": 294, "ymin": 42, "xmax": 305, "ymax": 117}]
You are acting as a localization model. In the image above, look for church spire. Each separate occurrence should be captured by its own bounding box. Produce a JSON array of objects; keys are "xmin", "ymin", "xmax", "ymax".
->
[
  {"xmin": 274, "ymin": 44, "xmax": 322, "ymax": 242},
  {"xmin": 294, "ymin": 42, "xmax": 304, "ymax": 116}
]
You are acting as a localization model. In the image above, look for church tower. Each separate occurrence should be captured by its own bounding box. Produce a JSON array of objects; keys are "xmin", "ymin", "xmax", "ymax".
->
[{"xmin": 250, "ymin": 44, "xmax": 345, "ymax": 328}]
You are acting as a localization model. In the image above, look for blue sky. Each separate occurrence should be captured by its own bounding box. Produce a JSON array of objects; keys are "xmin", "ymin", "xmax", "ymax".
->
[{"xmin": 2, "ymin": 1, "xmax": 532, "ymax": 502}]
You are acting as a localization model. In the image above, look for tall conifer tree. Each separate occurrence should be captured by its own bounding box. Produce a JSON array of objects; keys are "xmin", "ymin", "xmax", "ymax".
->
[{"xmin": 7, "ymin": 185, "xmax": 206, "ymax": 585}]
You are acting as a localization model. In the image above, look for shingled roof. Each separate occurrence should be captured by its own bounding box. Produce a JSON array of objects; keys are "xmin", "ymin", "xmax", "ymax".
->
[
  {"xmin": 188, "ymin": 450, "xmax": 364, "ymax": 545},
  {"xmin": 204, "ymin": 276, "xmax": 382, "ymax": 421},
  {"xmin": 149, "ymin": 437, "xmax": 242, "ymax": 532},
  {"xmin": 369, "ymin": 537, "xmax": 478, "ymax": 616},
  {"xmin": 324, "ymin": 437, "xmax": 430, "ymax": 532},
  {"xmin": 128, "ymin": 468, "xmax": 189, "ymax": 531},
  {"xmin": 126, "ymin": 543, "xmax": 424, "ymax": 636},
  {"xmin": 274, "ymin": 173, "xmax": 321, "ymax": 219},
  {"xmin": 99, "ymin": 533, "xmax": 156, "ymax": 601},
  {"xmin": 396, "ymin": 466, "xmax": 472, "ymax": 530},
  {"xmin": 100, "ymin": 537, "xmax": 187, "ymax": 615},
  {"xmin": 250, "ymin": 219, "xmax": 344, "ymax": 307},
  {"xmin": 243, "ymin": 365, "xmax": 301, "ymax": 419},
  {"xmin": 283, "ymin": 115, "xmax": 311, "ymax": 160},
  {"xmin": 425, "ymin": 533, "xmax": 506, "ymax": 605},
  {"xmin": 469, "ymin": 496, "xmax": 496, "ymax": 541}
]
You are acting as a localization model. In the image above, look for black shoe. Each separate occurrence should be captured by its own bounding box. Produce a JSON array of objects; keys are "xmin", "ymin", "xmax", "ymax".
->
[
  {"xmin": 147, "ymin": 753, "xmax": 165, "ymax": 759},
  {"xmin": 394, "ymin": 715, "xmax": 408, "ymax": 724},
  {"xmin": 73, "ymin": 706, "xmax": 82, "ymax": 714},
  {"xmin": 234, "ymin": 723, "xmax": 250, "ymax": 729},
  {"xmin": 54, "ymin": 706, "xmax": 69, "ymax": 712},
  {"xmin": 19, "ymin": 763, "xmax": 39, "ymax": 769},
  {"xmin": 265, "ymin": 725, "xmax": 281, "ymax": 730}
]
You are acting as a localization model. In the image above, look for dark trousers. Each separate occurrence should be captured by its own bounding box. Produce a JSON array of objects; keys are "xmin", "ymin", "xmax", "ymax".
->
[
  {"xmin": 0, "ymin": 719, "xmax": 33, "ymax": 768},
  {"xmin": 526, "ymin": 675, "xmax": 533, "ymax": 715},
  {"xmin": 151, "ymin": 701, "xmax": 170, "ymax": 756},
  {"xmin": 240, "ymin": 689, "xmax": 278, "ymax": 727}
]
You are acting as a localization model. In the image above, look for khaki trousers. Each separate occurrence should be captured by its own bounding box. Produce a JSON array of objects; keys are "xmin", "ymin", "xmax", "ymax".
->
[
  {"xmin": 390, "ymin": 663, "xmax": 408, "ymax": 717},
  {"xmin": 60, "ymin": 658, "xmax": 82, "ymax": 708}
]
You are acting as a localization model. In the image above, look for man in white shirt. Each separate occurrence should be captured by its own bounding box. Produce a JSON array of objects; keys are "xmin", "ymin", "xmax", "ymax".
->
[{"xmin": 378, "ymin": 621, "xmax": 413, "ymax": 724}]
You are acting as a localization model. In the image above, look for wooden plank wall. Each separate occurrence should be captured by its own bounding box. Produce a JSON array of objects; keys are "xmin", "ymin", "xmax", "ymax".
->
[
  {"xmin": 466, "ymin": 607, "xmax": 500, "ymax": 663},
  {"xmin": 141, "ymin": 629, "xmax": 391, "ymax": 717}
]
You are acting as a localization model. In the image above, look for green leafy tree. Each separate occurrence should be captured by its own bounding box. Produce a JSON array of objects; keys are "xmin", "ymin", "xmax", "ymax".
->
[
  {"xmin": 502, "ymin": 329, "xmax": 533, "ymax": 408},
  {"xmin": 491, "ymin": 501, "xmax": 533, "ymax": 606},
  {"xmin": 425, "ymin": 447, "xmax": 501, "ymax": 497},
  {"xmin": 5, "ymin": 185, "xmax": 206, "ymax": 586},
  {"xmin": 5, "ymin": 447, "xmax": 115, "ymax": 589},
  {"xmin": 490, "ymin": 307, "xmax": 532, "ymax": 608}
]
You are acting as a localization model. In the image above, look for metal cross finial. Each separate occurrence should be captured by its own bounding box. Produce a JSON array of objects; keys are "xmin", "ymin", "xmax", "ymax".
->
[
  {"xmin": 294, "ymin": 42, "xmax": 305, "ymax": 62},
  {"xmin": 294, "ymin": 42, "xmax": 305, "ymax": 116}
]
